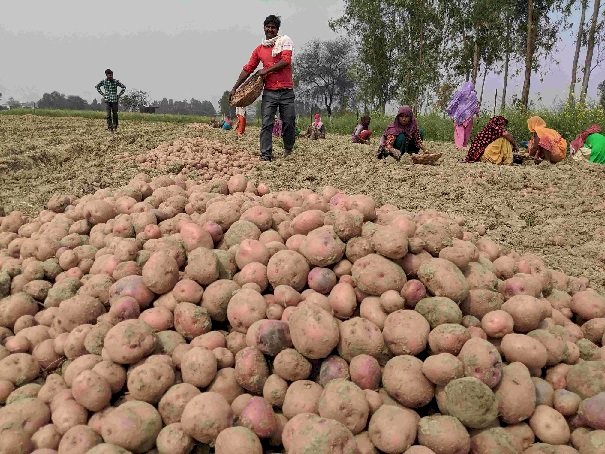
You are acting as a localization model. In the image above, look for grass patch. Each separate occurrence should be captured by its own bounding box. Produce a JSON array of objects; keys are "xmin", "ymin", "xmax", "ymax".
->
[{"xmin": 0, "ymin": 108, "xmax": 212, "ymax": 124}]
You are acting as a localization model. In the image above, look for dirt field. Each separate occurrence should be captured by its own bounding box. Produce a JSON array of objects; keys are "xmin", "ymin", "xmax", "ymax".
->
[{"xmin": 2, "ymin": 114, "xmax": 604, "ymax": 290}]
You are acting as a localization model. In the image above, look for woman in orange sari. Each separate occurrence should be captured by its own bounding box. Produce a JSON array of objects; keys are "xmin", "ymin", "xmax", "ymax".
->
[{"xmin": 527, "ymin": 116, "xmax": 567, "ymax": 163}]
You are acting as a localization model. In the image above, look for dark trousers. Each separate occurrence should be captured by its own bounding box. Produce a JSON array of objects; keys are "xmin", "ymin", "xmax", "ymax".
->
[
  {"xmin": 393, "ymin": 128, "xmax": 425, "ymax": 154},
  {"xmin": 105, "ymin": 101, "xmax": 119, "ymax": 130},
  {"xmin": 260, "ymin": 89, "xmax": 296, "ymax": 159}
]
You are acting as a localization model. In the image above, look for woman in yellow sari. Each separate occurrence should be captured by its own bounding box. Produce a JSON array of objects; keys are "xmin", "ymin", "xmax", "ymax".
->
[{"xmin": 527, "ymin": 116, "xmax": 567, "ymax": 163}]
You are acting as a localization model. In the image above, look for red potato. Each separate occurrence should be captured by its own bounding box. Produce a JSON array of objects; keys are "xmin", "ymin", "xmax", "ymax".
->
[
  {"xmin": 318, "ymin": 379, "xmax": 369, "ymax": 434},
  {"xmin": 318, "ymin": 355, "xmax": 350, "ymax": 386},
  {"xmin": 481, "ymin": 310, "xmax": 514, "ymax": 338},
  {"xmin": 444, "ymin": 377, "xmax": 499, "ymax": 429},
  {"xmin": 282, "ymin": 380, "xmax": 323, "ymax": 418},
  {"xmin": 173, "ymin": 302, "xmax": 212, "ymax": 340},
  {"xmin": 299, "ymin": 226, "xmax": 346, "ymax": 267},
  {"xmin": 352, "ymin": 254, "xmax": 407, "ymax": 296},
  {"xmin": 184, "ymin": 247, "xmax": 219, "ymax": 286},
  {"xmin": 290, "ymin": 210, "xmax": 325, "ymax": 235},
  {"xmin": 103, "ymin": 319, "xmax": 156, "ymax": 365},
  {"xmin": 109, "ymin": 275, "xmax": 154, "ymax": 309},
  {"xmin": 266, "ymin": 250, "xmax": 310, "ymax": 292},
  {"xmin": 172, "ymin": 279, "xmax": 203, "ymax": 304},
  {"xmin": 368, "ymin": 405, "xmax": 419, "ymax": 454},
  {"xmin": 350, "ymin": 354, "xmax": 382, "ymax": 390},
  {"xmin": 307, "ymin": 267, "xmax": 337, "ymax": 294},
  {"xmin": 235, "ymin": 347, "xmax": 269, "ymax": 394},
  {"xmin": 215, "ymin": 426, "xmax": 263, "ymax": 454},
  {"xmin": 282, "ymin": 412, "xmax": 357, "ymax": 454},
  {"xmin": 273, "ymin": 348, "xmax": 312, "ymax": 381},
  {"xmin": 141, "ymin": 250, "xmax": 179, "ymax": 294},
  {"xmin": 201, "ymin": 279, "xmax": 240, "ymax": 322},
  {"xmin": 289, "ymin": 304, "xmax": 339, "ymax": 359},
  {"xmin": 428, "ymin": 323, "xmax": 471, "ymax": 355},
  {"xmin": 417, "ymin": 258, "xmax": 469, "ymax": 303},
  {"xmin": 372, "ymin": 225, "xmax": 408, "ymax": 260},
  {"xmin": 571, "ymin": 289, "xmax": 605, "ymax": 320},
  {"xmin": 101, "ymin": 401, "xmax": 162, "ymax": 453},
  {"xmin": 401, "ymin": 279, "xmax": 427, "ymax": 308},
  {"xmin": 328, "ymin": 282, "xmax": 357, "ymax": 319},
  {"xmin": 422, "ymin": 353, "xmax": 464, "ymax": 386},
  {"xmin": 239, "ymin": 396, "xmax": 278, "ymax": 438},
  {"xmin": 71, "ymin": 370, "xmax": 112, "ymax": 411},
  {"xmin": 383, "ymin": 355, "xmax": 434, "ymax": 408},
  {"xmin": 529, "ymin": 405, "xmax": 571, "ymax": 445},
  {"xmin": 495, "ymin": 362, "xmax": 536, "ymax": 424},
  {"xmin": 227, "ymin": 289, "xmax": 267, "ymax": 334},
  {"xmin": 417, "ymin": 415, "xmax": 470, "ymax": 454},
  {"xmin": 360, "ymin": 296, "xmax": 388, "ymax": 330},
  {"xmin": 383, "ymin": 310, "xmax": 430, "ymax": 356}
]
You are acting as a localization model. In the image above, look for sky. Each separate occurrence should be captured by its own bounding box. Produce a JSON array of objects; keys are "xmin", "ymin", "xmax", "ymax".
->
[{"xmin": 0, "ymin": 0, "xmax": 602, "ymax": 111}]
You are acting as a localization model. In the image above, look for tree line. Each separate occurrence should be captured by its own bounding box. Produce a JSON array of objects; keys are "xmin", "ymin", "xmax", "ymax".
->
[
  {"xmin": 291, "ymin": 0, "xmax": 605, "ymax": 115},
  {"xmin": 1, "ymin": 90, "xmax": 217, "ymax": 116}
]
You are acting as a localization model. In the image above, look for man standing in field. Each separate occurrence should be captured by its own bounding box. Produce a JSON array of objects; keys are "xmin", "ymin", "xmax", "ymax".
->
[
  {"xmin": 230, "ymin": 15, "xmax": 295, "ymax": 161},
  {"xmin": 95, "ymin": 69, "xmax": 126, "ymax": 133}
]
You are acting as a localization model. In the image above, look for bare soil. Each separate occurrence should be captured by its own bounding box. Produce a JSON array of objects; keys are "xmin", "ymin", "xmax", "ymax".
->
[{"xmin": 1, "ymin": 115, "xmax": 604, "ymax": 290}]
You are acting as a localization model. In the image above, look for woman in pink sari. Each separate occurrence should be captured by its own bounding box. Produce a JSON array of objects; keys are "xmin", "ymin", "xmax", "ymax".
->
[{"xmin": 446, "ymin": 82, "xmax": 480, "ymax": 150}]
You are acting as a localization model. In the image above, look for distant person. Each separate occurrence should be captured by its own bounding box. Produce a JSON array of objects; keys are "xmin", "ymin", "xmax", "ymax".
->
[
  {"xmin": 95, "ymin": 69, "xmax": 126, "ymax": 133},
  {"xmin": 446, "ymin": 82, "xmax": 480, "ymax": 150},
  {"xmin": 352, "ymin": 115, "xmax": 372, "ymax": 144},
  {"xmin": 377, "ymin": 106, "xmax": 430, "ymax": 160},
  {"xmin": 527, "ymin": 116, "xmax": 567, "ymax": 164},
  {"xmin": 570, "ymin": 124, "xmax": 605, "ymax": 164},
  {"xmin": 221, "ymin": 116, "xmax": 233, "ymax": 130},
  {"xmin": 305, "ymin": 113, "xmax": 326, "ymax": 140},
  {"xmin": 230, "ymin": 14, "xmax": 295, "ymax": 161},
  {"xmin": 465, "ymin": 115, "xmax": 516, "ymax": 164},
  {"xmin": 235, "ymin": 107, "xmax": 247, "ymax": 136},
  {"xmin": 272, "ymin": 115, "xmax": 283, "ymax": 137}
]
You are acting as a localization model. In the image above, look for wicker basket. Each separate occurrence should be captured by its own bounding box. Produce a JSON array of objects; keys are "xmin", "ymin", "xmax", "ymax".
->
[
  {"xmin": 411, "ymin": 152, "xmax": 442, "ymax": 165},
  {"xmin": 230, "ymin": 73, "xmax": 264, "ymax": 107}
]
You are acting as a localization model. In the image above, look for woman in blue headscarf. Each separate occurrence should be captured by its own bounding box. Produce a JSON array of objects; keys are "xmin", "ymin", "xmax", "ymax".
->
[{"xmin": 446, "ymin": 82, "xmax": 480, "ymax": 150}]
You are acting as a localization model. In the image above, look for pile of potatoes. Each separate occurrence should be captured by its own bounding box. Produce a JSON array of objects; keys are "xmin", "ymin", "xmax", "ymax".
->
[
  {"xmin": 1, "ymin": 172, "xmax": 605, "ymax": 454},
  {"xmin": 134, "ymin": 137, "xmax": 257, "ymax": 180}
]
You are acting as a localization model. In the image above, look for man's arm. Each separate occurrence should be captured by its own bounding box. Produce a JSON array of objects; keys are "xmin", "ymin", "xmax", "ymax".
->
[
  {"xmin": 95, "ymin": 81, "xmax": 105, "ymax": 97},
  {"xmin": 117, "ymin": 80, "xmax": 126, "ymax": 98},
  {"xmin": 231, "ymin": 48, "xmax": 260, "ymax": 97},
  {"xmin": 258, "ymin": 50, "xmax": 292, "ymax": 77}
]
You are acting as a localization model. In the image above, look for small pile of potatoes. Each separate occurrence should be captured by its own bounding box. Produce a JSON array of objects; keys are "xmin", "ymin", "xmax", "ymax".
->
[
  {"xmin": 135, "ymin": 137, "xmax": 257, "ymax": 180},
  {"xmin": 0, "ymin": 172, "xmax": 604, "ymax": 454}
]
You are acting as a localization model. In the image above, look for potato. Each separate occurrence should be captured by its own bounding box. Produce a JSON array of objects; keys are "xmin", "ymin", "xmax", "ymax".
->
[
  {"xmin": 263, "ymin": 374, "xmax": 288, "ymax": 407},
  {"xmin": 126, "ymin": 361, "xmax": 175, "ymax": 404},
  {"xmin": 91, "ymin": 361, "xmax": 126, "ymax": 395},
  {"xmin": 52, "ymin": 400, "xmax": 88, "ymax": 435},
  {"xmin": 282, "ymin": 380, "xmax": 323, "ymax": 418},
  {"xmin": 109, "ymin": 275, "xmax": 154, "ymax": 309},
  {"xmin": 346, "ymin": 237, "xmax": 374, "ymax": 263},
  {"xmin": 500, "ymin": 334, "xmax": 548, "ymax": 370},
  {"xmin": 273, "ymin": 348, "xmax": 311, "ymax": 381},
  {"xmin": 383, "ymin": 310, "xmax": 429, "ymax": 356},
  {"xmin": 368, "ymin": 405, "xmax": 419, "ymax": 454},
  {"xmin": 103, "ymin": 320, "xmax": 156, "ymax": 364},
  {"xmin": 141, "ymin": 250, "xmax": 179, "ymax": 294},
  {"xmin": 234, "ymin": 347, "xmax": 269, "ymax": 394},
  {"xmin": 201, "ymin": 279, "xmax": 240, "ymax": 322},
  {"xmin": 180, "ymin": 392, "xmax": 234, "ymax": 444},
  {"xmin": 501, "ymin": 295, "xmax": 548, "ymax": 333},
  {"xmin": 32, "ymin": 424, "xmax": 61, "ymax": 450},
  {"xmin": 239, "ymin": 396, "xmax": 277, "ymax": 438},
  {"xmin": 155, "ymin": 423, "xmax": 194, "ymax": 454},
  {"xmin": 350, "ymin": 354, "xmax": 382, "ymax": 390},
  {"xmin": 554, "ymin": 389, "xmax": 581, "ymax": 417},
  {"xmin": 57, "ymin": 424, "xmax": 102, "ymax": 454},
  {"xmin": 418, "ymin": 258, "xmax": 469, "ymax": 303},
  {"xmin": 578, "ymin": 392, "xmax": 605, "ymax": 429},
  {"xmin": 54, "ymin": 295, "xmax": 105, "ymax": 333},
  {"xmin": 158, "ymin": 383, "xmax": 200, "ymax": 425},
  {"xmin": 372, "ymin": 225, "xmax": 408, "ymax": 259},
  {"xmin": 460, "ymin": 289, "xmax": 504, "ymax": 319},
  {"xmin": 571, "ymin": 289, "xmax": 605, "ymax": 320},
  {"xmin": 481, "ymin": 310, "xmax": 514, "ymax": 338},
  {"xmin": 318, "ymin": 379, "xmax": 369, "ymax": 434},
  {"xmin": 71, "ymin": 370, "xmax": 112, "ymax": 411},
  {"xmin": 226, "ymin": 289, "xmax": 267, "ymax": 334},
  {"xmin": 215, "ymin": 426, "xmax": 263, "ymax": 454},
  {"xmin": 417, "ymin": 415, "xmax": 470, "ymax": 454},
  {"xmin": 428, "ymin": 323, "xmax": 471, "ymax": 355},
  {"xmin": 0, "ymin": 397, "xmax": 51, "ymax": 437},
  {"xmin": 282, "ymin": 412, "xmax": 357, "ymax": 454},
  {"xmin": 266, "ymin": 250, "xmax": 310, "ymax": 291},
  {"xmin": 352, "ymin": 254, "xmax": 406, "ymax": 296},
  {"xmin": 415, "ymin": 297, "xmax": 463, "ymax": 328},
  {"xmin": 207, "ymin": 367, "xmax": 244, "ymax": 404},
  {"xmin": 289, "ymin": 304, "xmax": 339, "ymax": 359},
  {"xmin": 566, "ymin": 361, "xmax": 605, "ymax": 399},
  {"xmin": 470, "ymin": 428, "xmax": 521, "ymax": 454},
  {"xmin": 444, "ymin": 377, "xmax": 499, "ymax": 429},
  {"xmin": 529, "ymin": 405, "xmax": 570, "ymax": 445},
  {"xmin": 338, "ymin": 317, "xmax": 386, "ymax": 362},
  {"xmin": 383, "ymin": 355, "xmax": 434, "ymax": 408},
  {"xmin": 0, "ymin": 353, "xmax": 40, "ymax": 385},
  {"xmin": 180, "ymin": 346, "xmax": 217, "ymax": 388},
  {"xmin": 495, "ymin": 362, "xmax": 536, "ymax": 424},
  {"xmin": 173, "ymin": 302, "xmax": 212, "ymax": 340},
  {"xmin": 458, "ymin": 337, "xmax": 503, "ymax": 388},
  {"xmin": 421, "ymin": 353, "xmax": 464, "ymax": 386},
  {"xmin": 101, "ymin": 401, "xmax": 162, "ymax": 453}
]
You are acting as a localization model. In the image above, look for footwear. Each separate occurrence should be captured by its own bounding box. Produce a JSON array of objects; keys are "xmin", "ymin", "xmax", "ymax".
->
[
  {"xmin": 283, "ymin": 149, "xmax": 292, "ymax": 157},
  {"xmin": 260, "ymin": 156, "xmax": 272, "ymax": 162}
]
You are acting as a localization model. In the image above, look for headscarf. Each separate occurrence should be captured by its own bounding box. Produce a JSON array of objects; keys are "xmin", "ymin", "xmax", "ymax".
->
[
  {"xmin": 571, "ymin": 124, "xmax": 601, "ymax": 153},
  {"xmin": 261, "ymin": 35, "xmax": 294, "ymax": 57},
  {"xmin": 465, "ymin": 116, "xmax": 508, "ymax": 162},
  {"xmin": 313, "ymin": 113, "xmax": 323, "ymax": 129},
  {"xmin": 446, "ymin": 82, "xmax": 479, "ymax": 125},
  {"xmin": 527, "ymin": 116, "xmax": 565, "ymax": 153},
  {"xmin": 384, "ymin": 106, "xmax": 418, "ymax": 139},
  {"xmin": 360, "ymin": 116, "xmax": 371, "ymax": 128}
]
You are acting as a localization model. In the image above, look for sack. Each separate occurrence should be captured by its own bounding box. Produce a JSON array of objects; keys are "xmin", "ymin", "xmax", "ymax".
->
[{"xmin": 230, "ymin": 73, "xmax": 264, "ymax": 107}]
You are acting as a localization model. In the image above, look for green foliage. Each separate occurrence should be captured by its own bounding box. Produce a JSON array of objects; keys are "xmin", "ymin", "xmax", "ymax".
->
[
  {"xmin": 219, "ymin": 91, "xmax": 236, "ymax": 117},
  {"xmin": 120, "ymin": 89, "xmax": 150, "ymax": 112}
]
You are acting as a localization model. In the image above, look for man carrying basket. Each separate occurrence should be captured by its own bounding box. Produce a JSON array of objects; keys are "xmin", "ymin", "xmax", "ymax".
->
[{"xmin": 230, "ymin": 15, "xmax": 295, "ymax": 161}]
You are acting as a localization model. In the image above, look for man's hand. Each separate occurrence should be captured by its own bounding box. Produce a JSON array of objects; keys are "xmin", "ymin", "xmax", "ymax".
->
[
  {"xmin": 229, "ymin": 88, "xmax": 237, "ymax": 99},
  {"xmin": 258, "ymin": 68, "xmax": 270, "ymax": 78}
]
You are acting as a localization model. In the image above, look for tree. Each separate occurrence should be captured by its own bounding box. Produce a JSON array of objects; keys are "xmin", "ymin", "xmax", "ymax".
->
[
  {"xmin": 120, "ymin": 89, "xmax": 149, "ymax": 112},
  {"xmin": 294, "ymin": 38, "xmax": 355, "ymax": 117},
  {"xmin": 218, "ymin": 91, "xmax": 235, "ymax": 117},
  {"xmin": 7, "ymin": 97, "xmax": 21, "ymax": 109},
  {"xmin": 580, "ymin": 0, "xmax": 602, "ymax": 103},
  {"xmin": 598, "ymin": 79, "xmax": 605, "ymax": 109},
  {"xmin": 569, "ymin": 0, "xmax": 589, "ymax": 105}
]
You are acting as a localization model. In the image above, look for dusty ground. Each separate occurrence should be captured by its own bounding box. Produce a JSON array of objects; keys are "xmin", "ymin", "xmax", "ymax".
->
[{"xmin": 2, "ymin": 115, "xmax": 604, "ymax": 290}]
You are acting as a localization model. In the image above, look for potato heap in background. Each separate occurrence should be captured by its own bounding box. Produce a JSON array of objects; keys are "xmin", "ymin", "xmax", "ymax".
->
[
  {"xmin": 134, "ymin": 138, "xmax": 257, "ymax": 179},
  {"xmin": 0, "ymin": 172, "xmax": 604, "ymax": 454}
]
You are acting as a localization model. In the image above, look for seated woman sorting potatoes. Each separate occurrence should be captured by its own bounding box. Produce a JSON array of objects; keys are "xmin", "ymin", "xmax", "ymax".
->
[
  {"xmin": 352, "ymin": 116, "xmax": 372, "ymax": 144},
  {"xmin": 305, "ymin": 113, "xmax": 326, "ymax": 140},
  {"xmin": 527, "ymin": 116, "xmax": 567, "ymax": 164},
  {"xmin": 570, "ymin": 124, "xmax": 605, "ymax": 164},
  {"xmin": 377, "ymin": 106, "xmax": 430, "ymax": 160},
  {"xmin": 465, "ymin": 115, "xmax": 517, "ymax": 164}
]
